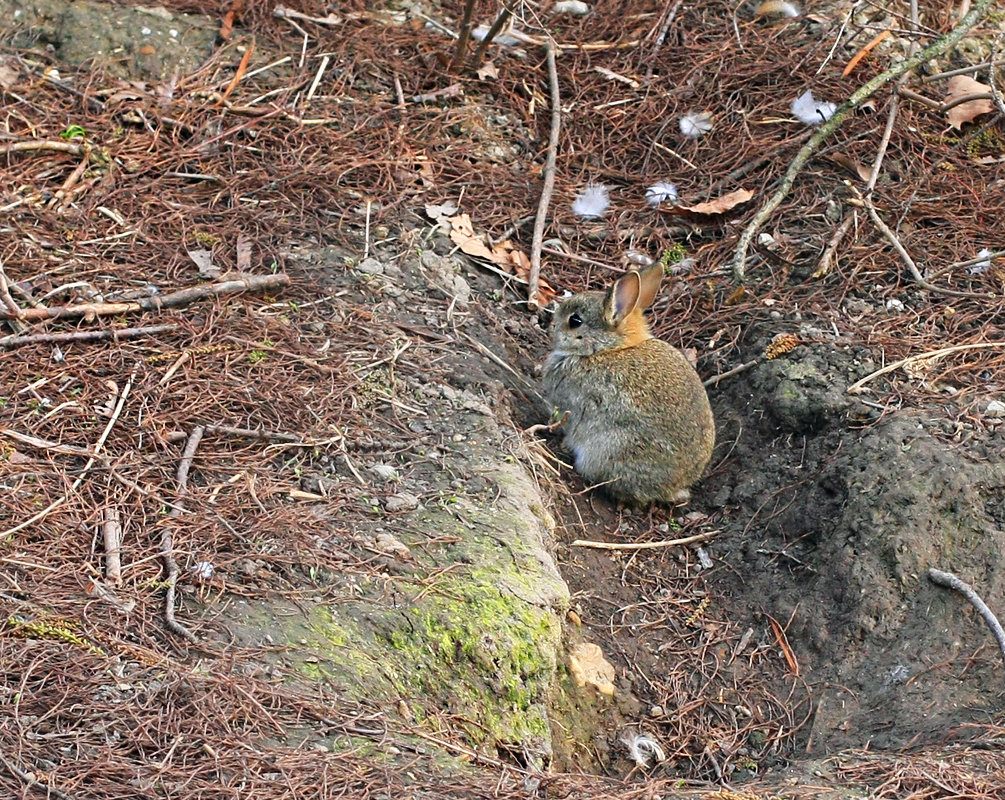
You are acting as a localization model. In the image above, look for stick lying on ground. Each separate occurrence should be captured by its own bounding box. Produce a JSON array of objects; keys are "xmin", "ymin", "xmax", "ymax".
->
[
  {"xmin": 730, "ymin": 0, "xmax": 996, "ymax": 282},
  {"xmin": 928, "ymin": 567, "xmax": 1005, "ymax": 667},
  {"xmin": 0, "ymin": 273, "xmax": 290, "ymax": 321},
  {"xmin": 0, "ymin": 323, "xmax": 179, "ymax": 349},
  {"xmin": 161, "ymin": 426, "xmax": 205, "ymax": 644}
]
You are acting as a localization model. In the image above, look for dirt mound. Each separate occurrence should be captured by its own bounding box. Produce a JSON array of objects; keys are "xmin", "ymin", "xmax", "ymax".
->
[{"xmin": 705, "ymin": 333, "xmax": 1005, "ymax": 753}]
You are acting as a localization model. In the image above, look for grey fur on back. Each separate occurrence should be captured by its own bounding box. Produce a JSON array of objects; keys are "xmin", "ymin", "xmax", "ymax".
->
[{"xmin": 544, "ymin": 336, "xmax": 715, "ymax": 505}]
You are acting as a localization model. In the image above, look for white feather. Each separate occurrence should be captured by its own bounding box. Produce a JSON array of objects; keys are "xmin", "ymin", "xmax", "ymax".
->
[
  {"xmin": 572, "ymin": 184, "xmax": 610, "ymax": 219},
  {"xmin": 679, "ymin": 111, "xmax": 714, "ymax": 138},
  {"xmin": 645, "ymin": 181, "xmax": 678, "ymax": 206},
  {"xmin": 969, "ymin": 248, "xmax": 993, "ymax": 274},
  {"xmin": 621, "ymin": 732, "xmax": 666, "ymax": 767},
  {"xmin": 791, "ymin": 90, "xmax": 837, "ymax": 125}
]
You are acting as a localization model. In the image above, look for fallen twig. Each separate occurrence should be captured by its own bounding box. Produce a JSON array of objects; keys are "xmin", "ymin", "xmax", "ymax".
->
[
  {"xmin": 449, "ymin": 0, "xmax": 476, "ymax": 72},
  {"xmin": 644, "ymin": 0, "xmax": 685, "ymax": 80},
  {"xmin": 219, "ymin": 37, "xmax": 255, "ymax": 106},
  {"xmin": 164, "ymin": 424, "xmax": 305, "ymax": 444},
  {"xmin": 990, "ymin": 29, "xmax": 1005, "ymax": 116},
  {"xmin": 704, "ymin": 359, "xmax": 759, "ymax": 388},
  {"xmin": 731, "ymin": 0, "xmax": 996, "ymax": 282},
  {"xmin": 102, "ymin": 507, "xmax": 123, "ymax": 586},
  {"xmin": 0, "ymin": 260, "xmax": 20, "ymax": 316},
  {"xmin": 528, "ymin": 41, "xmax": 561, "ymax": 310},
  {"xmin": 847, "ymin": 183, "xmax": 986, "ymax": 299},
  {"xmin": 570, "ymin": 530, "xmax": 717, "ymax": 550},
  {"xmin": 48, "ymin": 146, "xmax": 92, "ymax": 210},
  {"xmin": 767, "ymin": 612, "xmax": 800, "ymax": 676},
  {"xmin": 847, "ymin": 342, "xmax": 1005, "ymax": 393},
  {"xmin": 842, "ymin": 29, "xmax": 892, "ymax": 77},
  {"xmin": 813, "ymin": 213, "xmax": 855, "ymax": 278},
  {"xmin": 1, "ymin": 273, "xmax": 290, "ymax": 321},
  {"xmin": 1, "ymin": 140, "xmax": 89, "ymax": 157},
  {"xmin": 161, "ymin": 425, "xmax": 205, "ymax": 643},
  {"xmin": 0, "ymin": 323, "xmax": 179, "ymax": 349},
  {"xmin": 271, "ymin": 5, "xmax": 342, "ymax": 26},
  {"xmin": 524, "ymin": 410, "xmax": 569, "ymax": 436},
  {"xmin": 468, "ymin": 6, "xmax": 513, "ymax": 69},
  {"xmin": 0, "ymin": 367, "xmax": 135, "ymax": 538},
  {"xmin": 928, "ymin": 567, "xmax": 1005, "ymax": 666}
]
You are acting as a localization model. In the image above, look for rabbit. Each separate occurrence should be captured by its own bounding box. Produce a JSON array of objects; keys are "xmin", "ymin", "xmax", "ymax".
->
[{"xmin": 543, "ymin": 264, "xmax": 715, "ymax": 506}]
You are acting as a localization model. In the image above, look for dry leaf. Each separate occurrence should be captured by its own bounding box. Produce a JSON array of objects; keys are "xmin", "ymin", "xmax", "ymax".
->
[
  {"xmin": 236, "ymin": 233, "xmax": 252, "ymax": 272},
  {"xmin": 725, "ymin": 286, "xmax": 747, "ymax": 305},
  {"xmin": 568, "ymin": 642, "xmax": 615, "ymax": 696},
  {"xmin": 0, "ymin": 55, "xmax": 22, "ymax": 88},
  {"xmin": 188, "ymin": 248, "xmax": 220, "ymax": 279},
  {"xmin": 828, "ymin": 153, "xmax": 871, "ymax": 182},
  {"xmin": 475, "ymin": 60, "xmax": 499, "ymax": 81},
  {"xmin": 425, "ymin": 201, "xmax": 459, "ymax": 220},
  {"xmin": 7, "ymin": 450, "xmax": 34, "ymax": 465},
  {"xmin": 449, "ymin": 213, "xmax": 501, "ymax": 262},
  {"xmin": 447, "ymin": 213, "xmax": 556, "ymax": 304},
  {"xmin": 675, "ymin": 188, "xmax": 755, "ymax": 215},
  {"xmin": 945, "ymin": 75, "xmax": 994, "ymax": 130}
]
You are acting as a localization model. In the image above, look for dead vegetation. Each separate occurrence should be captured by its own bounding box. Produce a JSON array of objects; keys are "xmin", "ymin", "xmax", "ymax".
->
[{"xmin": 2, "ymin": 0, "xmax": 1005, "ymax": 796}]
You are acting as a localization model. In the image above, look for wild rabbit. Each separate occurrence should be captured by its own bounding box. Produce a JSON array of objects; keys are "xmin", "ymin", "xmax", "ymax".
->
[{"xmin": 543, "ymin": 265, "xmax": 715, "ymax": 506}]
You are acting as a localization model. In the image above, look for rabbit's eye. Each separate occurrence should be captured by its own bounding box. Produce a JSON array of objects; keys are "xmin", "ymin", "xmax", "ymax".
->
[{"xmin": 568, "ymin": 313, "xmax": 583, "ymax": 329}]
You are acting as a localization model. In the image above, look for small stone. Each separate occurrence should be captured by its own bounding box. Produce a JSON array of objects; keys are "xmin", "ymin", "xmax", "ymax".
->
[
  {"xmin": 191, "ymin": 561, "xmax": 214, "ymax": 580},
  {"xmin": 986, "ymin": 400, "xmax": 1005, "ymax": 418},
  {"xmin": 568, "ymin": 642, "xmax": 616, "ymax": 696},
  {"xmin": 356, "ymin": 257, "xmax": 384, "ymax": 275},
  {"xmin": 554, "ymin": 1, "xmax": 591, "ymax": 16},
  {"xmin": 370, "ymin": 463, "xmax": 400, "ymax": 481},
  {"xmin": 650, "ymin": 705, "xmax": 664, "ymax": 717},
  {"xmin": 383, "ymin": 492, "xmax": 420, "ymax": 513},
  {"xmin": 374, "ymin": 532, "xmax": 412, "ymax": 560},
  {"xmin": 885, "ymin": 298, "xmax": 906, "ymax": 313}
]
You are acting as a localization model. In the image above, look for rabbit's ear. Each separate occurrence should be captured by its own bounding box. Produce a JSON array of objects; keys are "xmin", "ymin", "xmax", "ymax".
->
[
  {"xmin": 605, "ymin": 270, "xmax": 642, "ymax": 324},
  {"xmin": 636, "ymin": 265, "xmax": 664, "ymax": 310}
]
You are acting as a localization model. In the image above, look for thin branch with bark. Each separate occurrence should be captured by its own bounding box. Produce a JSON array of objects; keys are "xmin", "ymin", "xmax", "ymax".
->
[
  {"xmin": 161, "ymin": 425, "xmax": 205, "ymax": 643},
  {"xmin": 0, "ymin": 323, "xmax": 180, "ymax": 349},
  {"xmin": 928, "ymin": 568, "xmax": 1005, "ymax": 666},
  {"xmin": 1, "ymin": 273, "xmax": 290, "ymax": 321},
  {"xmin": 468, "ymin": 6, "xmax": 512, "ymax": 69},
  {"xmin": 731, "ymin": 0, "xmax": 996, "ymax": 282},
  {"xmin": 528, "ymin": 41, "xmax": 561, "ymax": 310}
]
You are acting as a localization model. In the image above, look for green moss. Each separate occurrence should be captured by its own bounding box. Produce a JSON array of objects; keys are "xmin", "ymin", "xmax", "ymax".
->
[{"xmin": 220, "ymin": 461, "xmax": 569, "ymax": 762}]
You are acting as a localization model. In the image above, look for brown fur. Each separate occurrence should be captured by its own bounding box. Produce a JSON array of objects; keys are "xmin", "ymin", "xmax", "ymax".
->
[{"xmin": 543, "ymin": 265, "xmax": 715, "ymax": 506}]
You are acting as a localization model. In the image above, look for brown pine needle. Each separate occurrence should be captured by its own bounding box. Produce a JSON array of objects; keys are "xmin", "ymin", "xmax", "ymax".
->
[
  {"xmin": 219, "ymin": 38, "xmax": 256, "ymax": 106},
  {"xmin": 843, "ymin": 29, "xmax": 891, "ymax": 77},
  {"xmin": 768, "ymin": 614, "xmax": 800, "ymax": 676}
]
